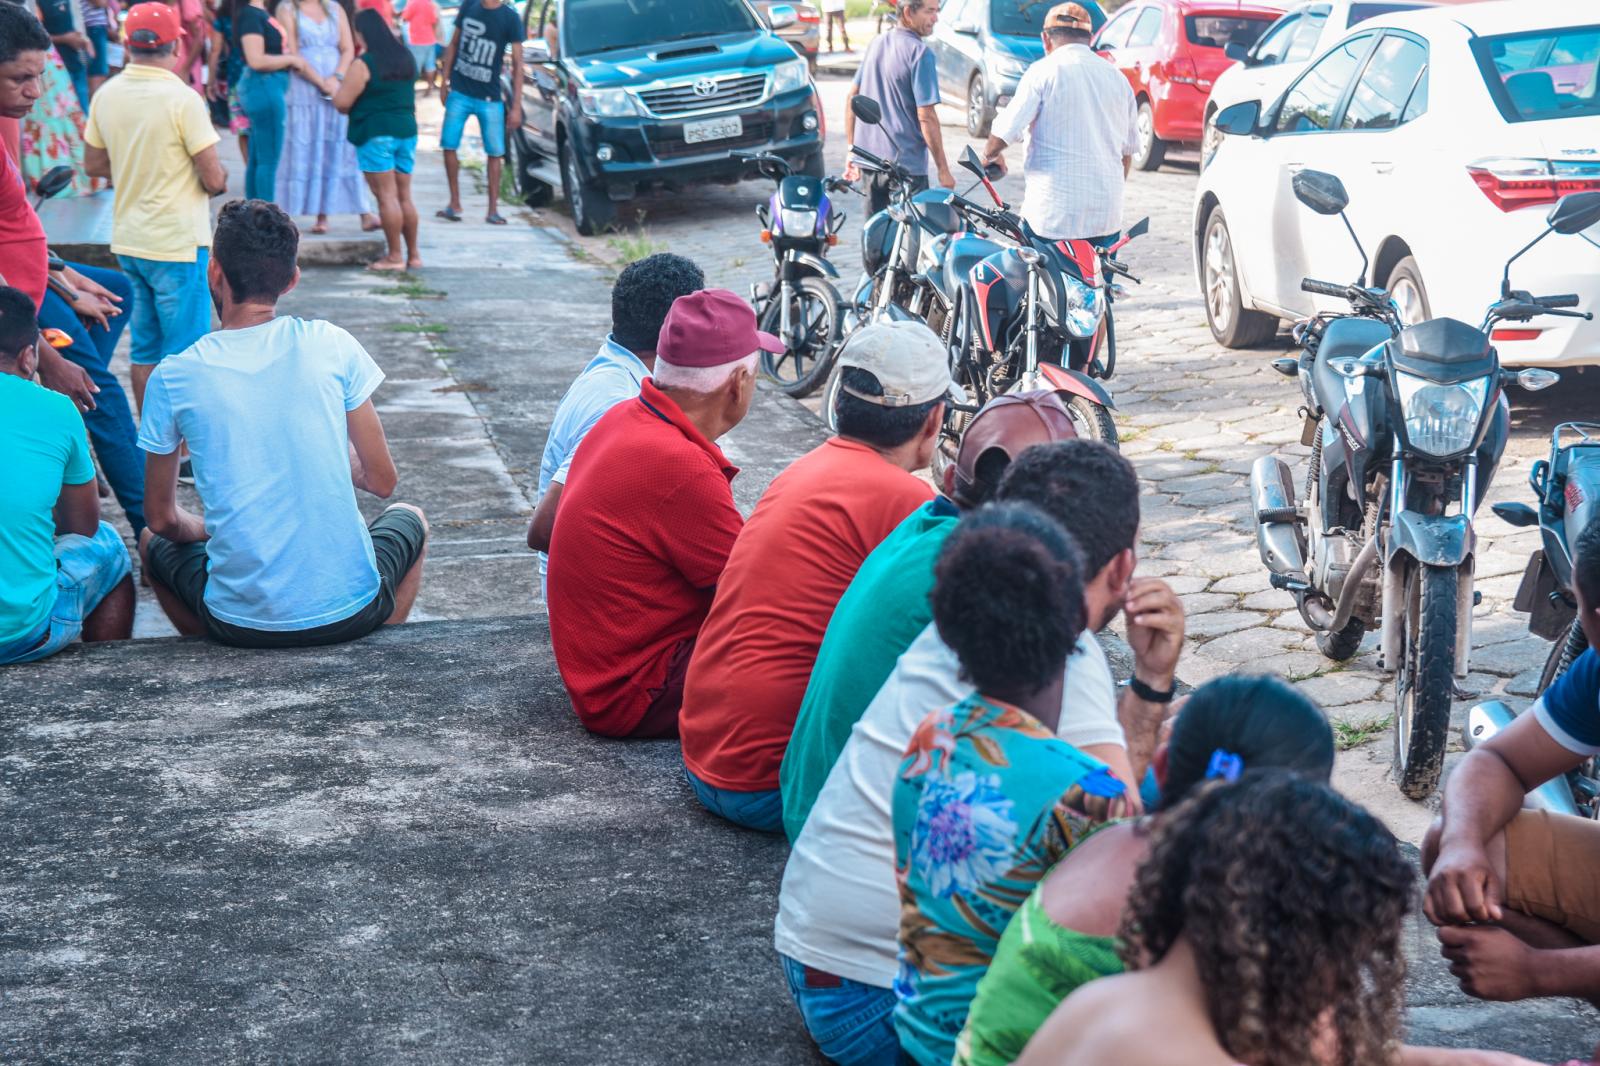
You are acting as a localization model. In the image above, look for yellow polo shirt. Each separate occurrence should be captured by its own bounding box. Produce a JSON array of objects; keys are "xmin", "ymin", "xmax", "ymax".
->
[{"xmin": 83, "ymin": 64, "xmax": 219, "ymax": 262}]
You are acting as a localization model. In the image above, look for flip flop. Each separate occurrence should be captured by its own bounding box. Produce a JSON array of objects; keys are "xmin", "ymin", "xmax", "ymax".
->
[
  {"xmin": 435, "ymin": 207, "xmax": 463, "ymax": 222},
  {"xmin": 485, "ymin": 212, "xmax": 508, "ymax": 226}
]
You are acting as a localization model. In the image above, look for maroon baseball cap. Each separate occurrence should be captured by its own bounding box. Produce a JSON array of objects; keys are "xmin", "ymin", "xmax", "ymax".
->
[
  {"xmin": 125, "ymin": 2, "xmax": 184, "ymax": 46},
  {"xmin": 656, "ymin": 289, "xmax": 783, "ymax": 368}
]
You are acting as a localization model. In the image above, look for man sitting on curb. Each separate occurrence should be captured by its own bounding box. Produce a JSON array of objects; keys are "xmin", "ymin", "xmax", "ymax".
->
[
  {"xmin": 1425, "ymin": 513, "xmax": 1600, "ymax": 1008},
  {"xmin": 781, "ymin": 390, "xmax": 1079, "ymax": 843},
  {"xmin": 138, "ymin": 200, "xmax": 429, "ymax": 648},
  {"xmin": 0, "ymin": 286, "xmax": 133, "ymax": 666},
  {"xmin": 526, "ymin": 252, "xmax": 704, "ymax": 598},
  {"xmin": 546, "ymin": 289, "xmax": 774, "ymax": 740},
  {"xmin": 678, "ymin": 320, "xmax": 947, "ymax": 833}
]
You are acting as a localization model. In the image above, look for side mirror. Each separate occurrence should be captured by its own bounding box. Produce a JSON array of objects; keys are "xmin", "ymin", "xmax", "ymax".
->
[
  {"xmin": 767, "ymin": 3, "xmax": 798, "ymax": 30},
  {"xmin": 1291, "ymin": 169, "xmax": 1350, "ymax": 216},
  {"xmin": 33, "ymin": 165, "xmax": 74, "ymax": 202},
  {"xmin": 952, "ymin": 18, "xmax": 980, "ymax": 35},
  {"xmin": 1126, "ymin": 216, "xmax": 1150, "ymax": 240},
  {"xmin": 524, "ymin": 36, "xmax": 552, "ymax": 63},
  {"xmin": 1224, "ymin": 41, "xmax": 1250, "ymax": 64},
  {"xmin": 1211, "ymin": 100, "xmax": 1260, "ymax": 137},
  {"xmin": 1491, "ymin": 501, "xmax": 1540, "ymax": 528},
  {"xmin": 959, "ymin": 144, "xmax": 987, "ymax": 180},
  {"xmin": 851, "ymin": 94, "xmax": 883, "ymax": 126},
  {"xmin": 1547, "ymin": 191, "xmax": 1600, "ymax": 236}
]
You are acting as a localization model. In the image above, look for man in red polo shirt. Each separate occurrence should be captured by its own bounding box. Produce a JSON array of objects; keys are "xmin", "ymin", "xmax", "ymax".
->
[
  {"xmin": 679, "ymin": 320, "xmax": 950, "ymax": 832},
  {"xmin": 545, "ymin": 288, "xmax": 778, "ymax": 740}
]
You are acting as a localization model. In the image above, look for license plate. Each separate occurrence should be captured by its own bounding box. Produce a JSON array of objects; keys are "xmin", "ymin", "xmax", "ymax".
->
[{"xmin": 684, "ymin": 115, "xmax": 743, "ymax": 145}]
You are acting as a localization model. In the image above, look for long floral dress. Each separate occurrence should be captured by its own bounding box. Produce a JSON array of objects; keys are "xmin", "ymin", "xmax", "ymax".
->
[
  {"xmin": 19, "ymin": 47, "xmax": 93, "ymax": 197},
  {"xmin": 275, "ymin": 1, "xmax": 369, "ymax": 216}
]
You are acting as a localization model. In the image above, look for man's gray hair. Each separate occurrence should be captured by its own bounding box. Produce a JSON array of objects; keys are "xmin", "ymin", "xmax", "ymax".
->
[
  {"xmin": 129, "ymin": 39, "xmax": 178, "ymax": 57},
  {"xmin": 653, "ymin": 352, "xmax": 758, "ymax": 394}
]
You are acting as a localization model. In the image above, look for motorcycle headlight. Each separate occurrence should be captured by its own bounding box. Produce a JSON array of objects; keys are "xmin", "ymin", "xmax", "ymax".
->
[
  {"xmin": 779, "ymin": 208, "xmax": 819, "ymax": 237},
  {"xmin": 1395, "ymin": 372, "xmax": 1490, "ymax": 457},
  {"xmin": 578, "ymin": 88, "xmax": 637, "ymax": 118},
  {"xmin": 1060, "ymin": 273, "xmax": 1102, "ymax": 338},
  {"xmin": 771, "ymin": 58, "xmax": 811, "ymax": 96}
]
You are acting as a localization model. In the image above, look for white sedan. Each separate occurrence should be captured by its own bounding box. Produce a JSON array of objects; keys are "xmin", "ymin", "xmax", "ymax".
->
[{"xmin": 1193, "ymin": 0, "xmax": 1600, "ymax": 366}]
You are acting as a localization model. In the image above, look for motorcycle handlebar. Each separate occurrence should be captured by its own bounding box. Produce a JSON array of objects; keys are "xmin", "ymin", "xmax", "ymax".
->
[
  {"xmin": 1538, "ymin": 294, "xmax": 1581, "ymax": 308},
  {"xmin": 1301, "ymin": 278, "xmax": 1352, "ymax": 299}
]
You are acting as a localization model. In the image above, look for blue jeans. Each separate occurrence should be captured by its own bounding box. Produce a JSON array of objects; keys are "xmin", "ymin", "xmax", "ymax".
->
[
  {"xmin": 0, "ymin": 522, "xmax": 131, "ymax": 665},
  {"xmin": 86, "ymin": 24, "xmax": 109, "ymax": 77},
  {"xmin": 238, "ymin": 68, "xmax": 289, "ymax": 200},
  {"xmin": 684, "ymin": 767, "xmax": 783, "ymax": 833},
  {"xmin": 117, "ymin": 250, "xmax": 212, "ymax": 367},
  {"xmin": 440, "ymin": 92, "xmax": 506, "ymax": 157},
  {"xmin": 37, "ymin": 263, "xmax": 142, "ymax": 534},
  {"xmin": 780, "ymin": 955, "xmax": 901, "ymax": 1066},
  {"xmin": 57, "ymin": 46, "xmax": 90, "ymax": 110}
]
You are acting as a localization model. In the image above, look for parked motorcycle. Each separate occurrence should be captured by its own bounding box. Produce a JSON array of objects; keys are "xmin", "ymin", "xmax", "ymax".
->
[
  {"xmin": 737, "ymin": 149, "xmax": 852, "ymax": 398},
  {"xmin": 1249, "ymin": 168, "xmax": 1595, "ymax": 798}
]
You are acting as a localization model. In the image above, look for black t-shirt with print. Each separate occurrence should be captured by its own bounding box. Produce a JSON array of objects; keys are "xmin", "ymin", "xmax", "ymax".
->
[
  {"xmin": 234, "ymin": 5, "xmax": 284, "ymax": 56},
  {"xmin": 36, "ymin": 0, "xmax": 75, "ymax": 35},
  {"xmin": 448, "ymin": 0, "xmax": 522, "ymax": 101}
]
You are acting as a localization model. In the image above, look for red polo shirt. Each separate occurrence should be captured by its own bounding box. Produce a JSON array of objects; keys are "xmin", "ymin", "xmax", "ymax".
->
[
  {"xmin": 546, "ymin": 378, "xmax": 744, "ymax": 738},
  {"xmin": 0, "ymin": 135, "xmax": 49, "ymax": 309}
]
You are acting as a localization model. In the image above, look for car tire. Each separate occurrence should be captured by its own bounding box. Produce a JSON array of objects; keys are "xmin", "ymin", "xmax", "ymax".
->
[
  {"xmin": 1202, "ymin": 206, "xmax": 1278, "ymax": 348},
  {"xmin": 560, "ymin": 138, "xmax": 614, "ymax": 237},
  {"xmin": 967, "ymin": 73, "xmax": 993, "ymax": 138},
  {"xmin": 1132, "ymin": 99, "xmax": 1166, "ymax": 172},
  {"xmin": 1387, "ymin": 255, "xmax": 1432, "ymax": 326},
  {"xmin": 510, "ymin": 132, "xmax": 553, "ymax": 208}
]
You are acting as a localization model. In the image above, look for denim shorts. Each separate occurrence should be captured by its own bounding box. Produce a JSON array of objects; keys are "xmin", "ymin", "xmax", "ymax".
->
[
  {"xmin": 116, "ymin": 250, "xmax": 213, "ymax": 367},
  {"xmin": 86, "ymin": 24, "xmax": 109, "ymax": 77},
  {"xmin": 0, "ymin": 522, "xmax": 131, "ymax": 666},
  {"xmin": 440, "ymin": 91, "xmax": 505, "ymax": 157},
  {"xmin": 683, "ymin": 766, "xmax": 783, "ymax": 833},
  {"xmin": 408, "ymin": 43, "xmax": 435, "ymax": 73},
  {"xmin": 779, "ymin": 954, "xmax": 901, "ymax": 1066},
  {"xmin": 356, "ymin": 134, "xmax": 418, "ymax": 175}
]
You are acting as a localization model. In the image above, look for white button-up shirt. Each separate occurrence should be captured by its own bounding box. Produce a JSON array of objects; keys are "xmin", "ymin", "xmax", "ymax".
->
[{"xmin": 992, "ymin": 43, "xmax": 1140, "ymax": 240}]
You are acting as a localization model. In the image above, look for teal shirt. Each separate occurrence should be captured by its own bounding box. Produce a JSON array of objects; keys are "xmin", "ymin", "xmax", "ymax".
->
[
  {"xmin": 892, "ymin": 694, "xmax": 1126, "ymax": 1066},
  {"xmin": 0, "ymin": 373, "xmax": 95, "ymax": 642},
  {"xmin": 780, "ymin": 496, "xmax": 961, "ymax": 841}
]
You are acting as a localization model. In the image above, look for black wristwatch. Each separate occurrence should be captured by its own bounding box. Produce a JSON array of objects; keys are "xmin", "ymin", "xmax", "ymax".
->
[{"xmin": 1127, "ymin": 676, "xmax": 1176, "ymax": 704}]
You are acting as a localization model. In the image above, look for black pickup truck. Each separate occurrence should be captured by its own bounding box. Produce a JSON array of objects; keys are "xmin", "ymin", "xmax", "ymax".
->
[{"xmin": 507, "ymin": 0, "xmax": 825, "ymax": 234}]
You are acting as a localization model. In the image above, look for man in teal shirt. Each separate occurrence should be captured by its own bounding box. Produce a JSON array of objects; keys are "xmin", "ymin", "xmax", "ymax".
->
[
  {"xmin": 779, "ymin": 392, "xmax": 1077, "ymax": 840},
  {"xmin": 0, "ymin": 286, "xmax": 134, "ymax": 665}
]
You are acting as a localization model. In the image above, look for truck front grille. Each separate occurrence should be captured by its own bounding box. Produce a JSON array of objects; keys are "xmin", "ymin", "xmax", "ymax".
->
[{"xmin": 636, "ymin": 73, "xmax": 769, "ymax": 118}]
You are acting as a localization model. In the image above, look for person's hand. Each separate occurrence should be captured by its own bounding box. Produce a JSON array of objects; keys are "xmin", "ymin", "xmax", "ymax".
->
[
  {"xmin": 65, "ymin": 31, "xmax": 91, "ymax": 51},
  {"xmin": 1425, "ymin": 841, "xmax": 1504, "ymax": 926},
  {"xmin": 1124, "ymin": 577, "xmax": 1184, "ymax": 689},
  {"xmin": 69, "ymin": 290, "xmax": 118, "ymax": 331},
  {"xmin": 984, "ymin": 151, "xmax": 1007, "ymax": 177},
  {"xmin": 438, "ymin": 80, "xmax": 449, "ymax": 104},
  {"xmin": 937, "ymin": 166, "xmax": 956, "ymax": 190},
  {"xmin": 206, "ymin": 78, "xmax": 223, "ymax": 100},
  {"xmin": 1438, "ymin": 925, "xmax": 1542, "ymax": 1002},
  {"xmin": 36, "ymin": 343, "xmax": 98, "ymax": 412},
  {"xmin": 508, "ymin": 103, "xmax": 523, "ymax": 129},
  {"xmin": 842, "ymin": 158, "xmax": 860, "ymax": 183},
  {"xmin": 63, "ymin": 267, "xmax": 122, "ymax": 306},
  {"xmin": 322, "ymin": 75, "xmax": 339, "ymax": 95}
]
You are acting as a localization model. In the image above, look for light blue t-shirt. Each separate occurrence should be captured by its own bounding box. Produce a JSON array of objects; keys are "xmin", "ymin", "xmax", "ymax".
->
[
  {"xmin": 534, "ymin": 334, "xmax": 649, "ymax": 580},
  {"xmin": 137, "ymin": 317, "xmax": 386, "ymax": 631},
  {"xmin": 853, "ymin": 27, "xmax": 941, "ymax": 175}
]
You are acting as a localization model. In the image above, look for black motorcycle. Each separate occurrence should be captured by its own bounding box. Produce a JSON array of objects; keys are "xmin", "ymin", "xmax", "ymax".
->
[
  {"xmin": 1249, "ymin": 169, "xmax": 1596, "ymax": 799},
  {"xmin": 736, "ymin": 149, "xmax": 852, "ymax": 398}
]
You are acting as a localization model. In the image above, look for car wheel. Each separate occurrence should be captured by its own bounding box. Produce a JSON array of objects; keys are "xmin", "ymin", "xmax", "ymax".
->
[
  {"xmin": 1132, "ymin": 99, "xmax": 1166, "ymax": 172},
  {"xmin": 560, "ymin": 138, "xmax": 614, "ymax": 237},
  {"xmin": 1388, "ymin": 255, "xmax": 1432, "ymax": 326},
  {"xmin": 1202, "ymin": 206, "xmax": 1278, "ymax": 348},
  {"xmin": 967, "ymin": 73, "xmax": 993, "ymax": 138},
  {"xmin": 510, "ymin": 132, "xmax": 553, "ymax": 208}
]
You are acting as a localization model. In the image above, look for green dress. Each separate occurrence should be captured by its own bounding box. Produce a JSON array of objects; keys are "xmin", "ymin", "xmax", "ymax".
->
[{"xmin": 953, "ymin": 887, "xmax": 1124, "ymax": 1066}]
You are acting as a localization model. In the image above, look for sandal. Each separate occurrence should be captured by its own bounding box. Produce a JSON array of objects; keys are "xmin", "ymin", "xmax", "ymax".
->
[
  {"xmin": 435, "ymin": 207, "xmax": 463, "ymax": 222},
  {"xmin": 485, "ymin": 212, "xmax": 508, "ymax": 226}
]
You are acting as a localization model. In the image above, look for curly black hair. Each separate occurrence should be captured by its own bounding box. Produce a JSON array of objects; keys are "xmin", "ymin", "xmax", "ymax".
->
[
  {"xmin": 0, "ymin": 1, "xmax": 49, "ymax": 65},
  {"xmin": 1158, "ymin": 674, "xmax": 1335, "ymax": 812},
  {"xmin": 611, "ymin": 253, "xmax": 704, "ymax": 353},
  {"xmin": 995, "ymin": 439, "xmax": 1139, "ymax": 578},
  {"xmin": 0, "ymin": 284, "xmax": 39, "ymax": 362},
  {"xmin": 1120, "ymin": 770, "xmax": 1413, "ymax": 1066},
  {"xmin": 834, "ymin": 366, "xmax": 943, "ymax": 449},
  {"xmin": 1574, "ymin": 512, "xmax": 1600, "ymax": 616},
  {"xmin": 213, "ymin": 199, "xmax": 299, "ymax": 304},
  {"xmin": 932, "ymin": 502, "xmax": 1087, "ymax": 698}
]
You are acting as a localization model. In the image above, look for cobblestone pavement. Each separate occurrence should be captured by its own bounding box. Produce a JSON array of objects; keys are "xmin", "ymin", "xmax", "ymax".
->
[{"xmin": 534, "ymin": 71, "xmax": 1600, "ymax": 835}]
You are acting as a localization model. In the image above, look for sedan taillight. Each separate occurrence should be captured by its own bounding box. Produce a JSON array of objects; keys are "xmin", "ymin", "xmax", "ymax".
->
[
  {"xmin": 1468, "ymin": 157, "xmax": 1600, "ymax": 211},
  {"xmin": 1170, "ymin": 56, "xmax": 1200, "ymax": 85}
]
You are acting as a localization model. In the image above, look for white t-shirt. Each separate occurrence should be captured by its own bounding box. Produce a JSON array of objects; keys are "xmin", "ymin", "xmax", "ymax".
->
[
  {"xmin": 137, "ymin": 317, "xmax": 386, "ymax": 631},
  {"xmin": 822, "ymin": 0, "xmax": 846, "ymax": 12},
  {"xmin": 773, "ymin": 624, "xmax": 1122, "ymax": 987}
]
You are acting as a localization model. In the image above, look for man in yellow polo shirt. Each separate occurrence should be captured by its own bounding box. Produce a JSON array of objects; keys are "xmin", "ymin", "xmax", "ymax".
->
[{"xmin": 83, "ymin": 2, "xmax": 227, "ymax": 413}]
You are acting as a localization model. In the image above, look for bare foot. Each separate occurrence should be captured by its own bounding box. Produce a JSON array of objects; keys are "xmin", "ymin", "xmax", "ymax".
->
[
  {"xmin": 361, "ymin": 214, "xmax": 383, "ymax": 232},
  {"xmin": 311, "ymin": 216, "xmax": 329, "ymax": 235},
  {"xmin": 366, "ymin": 257, "xmax": 406, "ymax": 272},
  {"xmin": 406, "ymin": 256, "xmax": 424, "ymax": 269}
]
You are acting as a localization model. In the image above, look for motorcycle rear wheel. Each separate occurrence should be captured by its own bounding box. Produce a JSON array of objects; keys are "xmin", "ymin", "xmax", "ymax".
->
[
  {"xmin": 1393, "ymin": 563, "xmax": 1459, "ymax": 799},
  {"xmin": 1064, "ymin": 395, "xmax": 1118, "ymax": 448},
  {"xmin": 1538, "ymin": 618, "xmax": 1588, "ymax": 695},
  {"xmin": 758, "ymin": 276, "xmax": 842, "ymax": 398}
]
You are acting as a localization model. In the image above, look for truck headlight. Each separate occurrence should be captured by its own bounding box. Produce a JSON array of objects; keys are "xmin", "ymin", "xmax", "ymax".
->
[
  {"xmin": 1396, "ymin": 372, "xmax": 1489, "ymax": 457},
  {"xmin": 578, "ymin": 88, "xmax": 637, "ymax": 118},
  {"xmin": 1061, "ymin": 273, "xmax": 1102, "ymax": 338},
  {"xmin": 771, "ymin": 58, "xmax": 811, "ymax": 96}
]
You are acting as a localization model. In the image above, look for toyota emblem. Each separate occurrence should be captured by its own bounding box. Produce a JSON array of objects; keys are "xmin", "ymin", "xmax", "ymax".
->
[{"xmin": 693, "ymin": 77, "xmax": 718, "ymax": 97}]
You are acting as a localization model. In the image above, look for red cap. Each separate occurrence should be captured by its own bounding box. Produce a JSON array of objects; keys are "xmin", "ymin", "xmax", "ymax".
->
[
  {"xmin": 124, "ymin": 2, "xmax": 183, "ymax": 46},
  {"xmin": 656, "ymin": 288, "xmax": 782, "ymax": 368}
]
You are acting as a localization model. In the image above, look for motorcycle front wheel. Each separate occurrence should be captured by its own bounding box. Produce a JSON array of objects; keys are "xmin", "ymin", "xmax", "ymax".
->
[
  {"xmin": 1393, "ymin": 562, "xmax": 1459, "ymax": 799},
  {"xmin": 759, "ymin": 276, "xmax": 842, "ymax": 398},
  {"xmin": 1064, "ymin": 394, "xmax": 1118, "ymax": 448}
]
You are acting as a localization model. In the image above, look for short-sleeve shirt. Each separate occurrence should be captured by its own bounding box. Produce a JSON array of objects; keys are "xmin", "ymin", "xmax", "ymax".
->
[
  {"xmin": 83, "ymin": 64, "xmax": 220, "ymax": 262},
  {"xmin": 892, "ymin": 695, "xmax": 1127, "ymax": 1066},
  {"xmin": 852, "ymin": 27, "xmax": 941, "ymax": 176},
  {"xmin": 1536, "ymin": 647, "xmax": 1600, "ymax": 754},
  {"xmin": 0, "ymin": 140, "xmax": 49, "ymax": 308},
  {"xmin": 447, "ymin": 0, "xmax": 522, "ymax": 101},
  {"xmin": 781, "ymin": 496, "xmax": 960, "ymax": 840},
  {"xmin": 679, "ymin": 438, "xmax": 934, "ymax": 793},
  {"xmin": 136, "ymin": 317, "xmax": 387, "ymax": 632},
  {"xmin": 36, "ymin": 0, "xmax": 75, "ymax": 35},
  {"xmin": 401, "ymin": 0, "xmax": 438, "ymax": 47},
  {"xmin": 0, "ymin": 373, "xmax": 96, "ymax": 644},
  {"xmin": 234, "ymin": 4, "xmax": 285, "ymax": 54},
  {"xmin": 546, "ymin": 379, "xmax": 744, "ymax": 738}
]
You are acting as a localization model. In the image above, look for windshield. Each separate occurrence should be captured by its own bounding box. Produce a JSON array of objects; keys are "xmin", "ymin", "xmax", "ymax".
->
[
  {"xmin": 990, "ymin": 0, "xmax": 1055, "ymax": 38},
  {"xmin": 1185, "ymin": 14, "xmax": 1273, "ymax": 51},
  {"xmin": 1473, "ymin": 26, "xmax": 1600, "ymax": 122},
  {"xmin": 564, "ymin": 0, "xmax": 759, "ymax": 56}
]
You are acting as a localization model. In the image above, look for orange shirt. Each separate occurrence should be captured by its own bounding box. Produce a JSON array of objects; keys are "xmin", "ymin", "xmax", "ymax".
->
[{"xmin": 679, "ymin": 437, "xmax": 934, "ymax": 792}]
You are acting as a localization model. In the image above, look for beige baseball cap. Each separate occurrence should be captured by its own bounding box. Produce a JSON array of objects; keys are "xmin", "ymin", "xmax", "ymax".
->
[
  {"xmin": 1044, "ymin": 2, "xmax": 1094, "ymax": 32},
  {"xmin": 836, "ymin": 320, "xmax": 953, "ymax": 407}
]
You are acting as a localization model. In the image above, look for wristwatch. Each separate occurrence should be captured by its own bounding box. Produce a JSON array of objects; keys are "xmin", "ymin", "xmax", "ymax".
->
[{"xmin": 1126, "ymin": 676, "xmax": 1176, "ymax": 704}]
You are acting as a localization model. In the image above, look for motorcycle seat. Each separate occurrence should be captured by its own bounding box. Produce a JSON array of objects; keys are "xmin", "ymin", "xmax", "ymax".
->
[
  {"xmin": 1312, "ymin": 317, "xmax": 1393, "ymax": 415},
  {"xmin": 1389, "ymin": 317, "xmax": 1496, "ymax": 382}
]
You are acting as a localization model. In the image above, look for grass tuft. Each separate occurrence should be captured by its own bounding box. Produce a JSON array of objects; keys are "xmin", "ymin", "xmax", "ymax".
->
[
  {"xmin": 1333, "ymin": 715, "xmax": 1393, "ymax": 751},
  {"xmin": 606, "ymin": 211, "xmax": 667, "ymax": 264},
  {"xmin": 388, "ymin": 322, "xmax": 449, "ymax": 334}
]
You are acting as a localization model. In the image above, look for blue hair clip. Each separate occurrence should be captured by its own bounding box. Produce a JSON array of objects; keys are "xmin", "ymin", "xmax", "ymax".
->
[{"xmin": 1206, "ymin": 749, "xmax": 1243, "ymax": 783}]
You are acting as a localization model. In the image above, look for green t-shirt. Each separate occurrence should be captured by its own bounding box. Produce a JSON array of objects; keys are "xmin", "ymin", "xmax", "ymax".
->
[
  {"xmin": 954, "ymin": 888, "xmax": 1124, "ymax": 1066},
  {"xmin": 779, "ymin": 495, "xmax": 961, "ymax": 841},
  {"xmin": 0, "ymin": 373, "xmax": 95, "ymax": 643}
]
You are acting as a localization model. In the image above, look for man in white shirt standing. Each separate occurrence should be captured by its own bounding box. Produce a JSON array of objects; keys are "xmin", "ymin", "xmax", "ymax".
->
[{"xmin": 981, "ymin": 2, "xmax": 1139, "ymax": 241}]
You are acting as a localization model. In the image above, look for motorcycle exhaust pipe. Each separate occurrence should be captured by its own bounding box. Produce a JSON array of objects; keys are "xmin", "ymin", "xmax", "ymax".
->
[
  {"xmin": 1305, "ymin": 535, "xmax": 1378, "ymax": 633},
  {"xmin": 1464, "ymin": 701, "xmax": 1582, "ymax": 816},
  {"xmin": 1249, "ymin": 456, "xmax": 1307, "ymax": 577}
]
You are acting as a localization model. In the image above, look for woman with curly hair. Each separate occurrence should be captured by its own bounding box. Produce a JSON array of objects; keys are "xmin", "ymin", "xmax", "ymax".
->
[{"xmin": 892, "ymin": 502, "xmax": 1131, "ymax": 1066}]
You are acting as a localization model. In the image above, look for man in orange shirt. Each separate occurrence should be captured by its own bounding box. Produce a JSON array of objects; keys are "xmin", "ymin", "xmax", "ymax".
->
[{"xmin": 679, "ymin": 320, "xmax": 950, "ymax": 832}]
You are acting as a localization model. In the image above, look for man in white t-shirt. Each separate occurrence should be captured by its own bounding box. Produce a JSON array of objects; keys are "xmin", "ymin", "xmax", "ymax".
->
[
  {"xmin": 773, "ymin": 439, "xmax": 1183, "ymax": 1065},
  {"xmin": 138, "ymin": 199, "xmax": 429, "ymax": 648}
]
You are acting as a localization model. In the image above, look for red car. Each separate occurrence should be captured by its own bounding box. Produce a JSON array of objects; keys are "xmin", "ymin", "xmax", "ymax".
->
[{"xmin": 1092, "ymin": 0, "xmax": 1284, "ymax": 170}]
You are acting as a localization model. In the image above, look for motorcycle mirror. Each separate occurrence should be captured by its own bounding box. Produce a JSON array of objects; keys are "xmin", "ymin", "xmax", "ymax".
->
[
  {"xmin": 33, "ymin": 165, "xmax": 74, "ymax": 201},
  {"xmin": 1291, "ymin": 170, "xmax": 1350, "ymax": 216},
  {"xmin": 958, "ymin": 145, "xmax": 987, "ymax": 180},
  {"xmin": 1127, "ymin": 217, "xmax": 1150, "ymax": 240},
  {"xmin": 1490, "ymin": 501, "xmax": 1539, "ymax": 528},
  {"xmin": 850, "ymin": 95, "xmax": 883, "ymax": 126},
  {"xmin": 1515, "ymin": 367, "xmax": 1561, "ymax": 392},
  {"xmin": 1547, "ymin": 190, "xmax": 1600, "ymax": 236}
]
